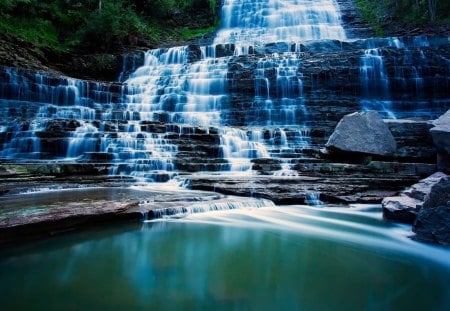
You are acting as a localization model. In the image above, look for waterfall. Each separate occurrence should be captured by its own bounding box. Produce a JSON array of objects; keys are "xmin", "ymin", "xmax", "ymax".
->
[
  {"xmin": 0, "ymin": 1, "xmax": 449, "ymax": 185},
  {"xmin": 211, "ymin": 0, "xmax": 346, "ymax": 174},
  {"xmin": 116, "ymin": 0, "xmax": 349, "ymax": 177},
  {"xmin": 359, "ymin": 48, "xmax": 395, "ymax": 118},
  {"xmin": 359, "ymin": 36, "xmax": 443, "ymax": 119},
  {"xmin": 146, "ymin": 197, "xmax": 275, "ymax": 219},
  {"xmin": 214, "ymin": 0, "xmax": 347, "ymax": 50}
]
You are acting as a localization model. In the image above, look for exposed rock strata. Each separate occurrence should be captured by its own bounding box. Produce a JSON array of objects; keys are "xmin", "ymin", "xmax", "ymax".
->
[
  {"xmin": 335, "ymin": 0, "xmax": 375, "ymax": 39},
  {"xmin": 187, "ymin": 161, "xmax": 434, "ymax": 204}
]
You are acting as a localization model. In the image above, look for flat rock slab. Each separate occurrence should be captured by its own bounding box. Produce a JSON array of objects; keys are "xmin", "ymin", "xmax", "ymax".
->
[
  {"xmin": 326, "ymin": 111, "xmax": 396, "ymax": 156},
  {"xmin": 0, "ymin": 186, "xmax": 272, "ymax": 245},
  {"xmin": 187, "ymin": 173, "xmax": 415, "ymax": 205}
]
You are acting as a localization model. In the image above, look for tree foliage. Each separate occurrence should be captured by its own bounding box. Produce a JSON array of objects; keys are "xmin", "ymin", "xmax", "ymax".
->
[
  {"xmin": 0, "ymin": 0, "xmax": 218, "ymax": 52},
  {"xmin": 354, "ymin": 0, "xmax": 449, "ymax": 31}
]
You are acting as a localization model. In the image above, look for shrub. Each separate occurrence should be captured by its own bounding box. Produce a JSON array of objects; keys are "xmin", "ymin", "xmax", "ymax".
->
[{"xmin": 77, "ymin": 1, "xmax": 149, "ymax": 51}]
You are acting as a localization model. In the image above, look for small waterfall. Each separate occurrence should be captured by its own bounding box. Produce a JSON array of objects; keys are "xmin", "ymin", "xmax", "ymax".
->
[
  {"xmin": 146, "ymin": 197, "xmax": 275, "ymax": 219},
  {"xmin": 273, "ymin": 162, "xmax": 299, "ymax": 176},
  {"xmin": 0, "ymin": 67, "xmax": 119, "ymax": 160},
  {"xmin": 124, "ymin": 47, "xmax": 228, "ymax": 127},
  {"xmin": 359, "ymin": 48, "xmax": 395, "ymax": 118},
  {"xmin": 389, "ymin": 37, "xmax": 430, "ymax": 109},
  {"xmin": 104, "ymin": 121, "xmax": 178, "ymax": 182},
  {"xmin": 66, "ymin": 122, "xmax": 100, "ymax": 159},
  {"xmin": 359, "ymin": 36, "xmax": 446, "ymax": 119},
  {"xmin": 248, "ymin": 52, "xmax": 310, "ymax": 175},
  {"xmin": 305, "ymin": 192, "xmax": 324, "ymax": 206},
  {"xmin": 254, "ymin": 53, "xmax": 306, "ymax": 126},
  {"xmin": 219, "ymin": 128, "xmax": 270, "ymax": 172},
  {"xmin": 0, "ymin": 120, "xmax": 44, "ymax": 159}
]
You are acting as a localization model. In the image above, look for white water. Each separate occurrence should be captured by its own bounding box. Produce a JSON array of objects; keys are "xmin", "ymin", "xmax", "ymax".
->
[
  {"xmin": 146, "ymin": 197, "xmax": 276, "ymax": 219},
  {"xmin": 215, "ymin": 0, "xmax": 347, "ymax": 50}
]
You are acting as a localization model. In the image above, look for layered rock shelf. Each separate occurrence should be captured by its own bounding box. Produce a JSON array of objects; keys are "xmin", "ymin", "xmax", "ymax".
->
[{"xmin": 0, "ymin": 184, "xmax": 276, "ymax": 245}]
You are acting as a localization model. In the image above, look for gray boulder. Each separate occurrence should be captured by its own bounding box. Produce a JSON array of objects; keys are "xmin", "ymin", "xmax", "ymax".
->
[
  {"xmin": 430, "ymin": 109, "xmax": 450, "ymax": 173},
  {"xmin": 413, "ymin": 202, "xmax": 450, "ymax": 246},
  {"xmin": 326, "ymin": 111, "xmax": 396, "ymax": 156},
  {"xmin": 382, "ymin": 172, "xmax": 448, "ymax": 223}
]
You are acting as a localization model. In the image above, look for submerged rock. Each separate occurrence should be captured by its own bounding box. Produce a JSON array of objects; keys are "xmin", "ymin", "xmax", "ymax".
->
[
  {"xmin": 430, "ymin": 109, "xmax": 450, "ymax": 173},
  {"xmin": 382, "ymin": 172, "xmax": 449, "ymax": 223},
  {"xmin": 326, "ymin": 111, "xmax": 396, "ymax": 156}
]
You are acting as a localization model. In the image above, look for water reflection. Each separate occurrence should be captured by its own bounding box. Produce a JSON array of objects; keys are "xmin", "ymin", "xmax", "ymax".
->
[{"xmin": 1, "ymin": 205, "xmax": 450, "ymax": 310}]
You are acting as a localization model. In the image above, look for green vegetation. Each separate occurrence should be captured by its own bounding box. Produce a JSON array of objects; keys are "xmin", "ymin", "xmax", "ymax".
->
[
  {"xmin": 0, "ymin": 0, "xmax": 219, "ymax": 53},
  {"xmin": 181, "ymin": 25, "xmax": 218, "ymax": 40},
  {"xmin": 354, "ymin": 0, "xmax": 450, "ymax": 35}
]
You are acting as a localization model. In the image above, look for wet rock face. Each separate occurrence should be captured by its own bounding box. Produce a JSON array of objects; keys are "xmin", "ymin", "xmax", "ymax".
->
[
  {"xmin": 422, "ymin": 176, "xmax": 450, "ymax": 209},
  {"xmin": 386, "ymin": 120, "xmax": 435, "ymax": 162},
  {"xmin": 326, "ymin": 111, "xmax": 396, "ymax": 156},
  {"xmin": 382, "ymin": 172, "xmax": 449, "ymax": 223},
  {"xmin": 335, "ymin": 0, "xmax": 375, "ymax": 39},
  {"xmin": 430, "ymin": 109, "xmax": 450, "ymax": 173},
  {"xmin": 413, "ymin": 203, "xmax": 450, "ymax": 246}
]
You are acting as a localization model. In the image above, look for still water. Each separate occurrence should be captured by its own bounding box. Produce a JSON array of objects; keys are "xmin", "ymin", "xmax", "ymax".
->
[{"xmin": 1, "ymin": 204, "xmax": 449, "ymax": 310}]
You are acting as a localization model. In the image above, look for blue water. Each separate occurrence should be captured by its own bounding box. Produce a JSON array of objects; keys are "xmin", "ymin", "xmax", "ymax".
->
[{"xmin": 1, "ymin": 205, "xmax": 449, "ymax": 310}]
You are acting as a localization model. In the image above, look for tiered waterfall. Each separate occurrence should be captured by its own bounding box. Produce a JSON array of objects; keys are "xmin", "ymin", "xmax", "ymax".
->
[{"xmin": 0, "ymin": 0, "xmax": 449, "ymax": 184}]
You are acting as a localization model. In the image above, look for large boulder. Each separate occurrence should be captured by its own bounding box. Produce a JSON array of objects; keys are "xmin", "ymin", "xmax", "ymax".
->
[
  {"xmin": 382, "ymin": 172, "xmax": 448, "ymax": 223},
  {"xmin": 413, "ymin": 202, "xmax": 450, "ymax": 246},
  {"xmin": 326, "ymin": 111, "xmax": 396, "ymax": 156},
  {"xmin": 430, "ymin": 109, "xmax": 450, "ymax": 173}
]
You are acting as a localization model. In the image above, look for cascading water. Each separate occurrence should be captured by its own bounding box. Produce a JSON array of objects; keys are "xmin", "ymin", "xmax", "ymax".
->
[
  {"xmin": 107, "ymin": 0, "xmax": 349, "ymax": 177},
  {"xmin": 0, "ymin": 68, "xmax": 117, "ymax": 160},
  {"xmin": 0, "ymin": 1, "xmax": 449, "ymax": 185},
  {"xmin": 213, "ymin": 0, "xmax": 347, "ymax": 174},
  {"xmin": 359, "ymin": 48, "xmax": 395, "ymax": 118},
  {"xmin": 214, "ymin": 0, "xmax": 347, "ymax": 50},
  {"xmin": 357, "ymin": 36, "xmax": 447, "ymax": 119}
]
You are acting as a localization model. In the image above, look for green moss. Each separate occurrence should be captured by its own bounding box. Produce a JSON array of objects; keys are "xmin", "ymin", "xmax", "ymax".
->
[{"xmin": 182, "ymin": 25, "xmax": 218, "ymax": 40}]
